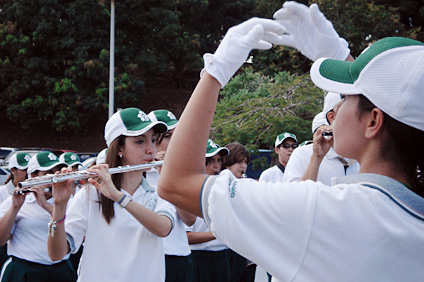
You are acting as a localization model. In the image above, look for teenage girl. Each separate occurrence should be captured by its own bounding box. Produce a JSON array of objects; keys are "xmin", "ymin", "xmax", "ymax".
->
[{"xmin": 47, "ymin": 107, "xmax": 175, "ymax": 281}]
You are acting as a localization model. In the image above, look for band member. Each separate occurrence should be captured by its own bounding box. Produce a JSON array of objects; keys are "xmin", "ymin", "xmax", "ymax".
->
[
  {"xmin": 48, "ymin": 107, "xmax": 175, "ymax": 282},
  {"xmin": 59, "ymin": 152, "xmax": 82, "ymax": 172},
  {"xmin": 147, "ymin": 109, "xmax": 196, "ymax": 282},
  {"xmin": 0, "ymin": 152, "xmax": 31, "ymax": 272},
  {"xmin": 220, "ymin": 143, "xmax": 249, "ymax": 179},
  {"xmin": 0, "ymin": 152, "xmax": 74, "ymax": 282},
  {"xmin": 186, "ymin": 139, "xmax": 230, "ymax": 282},
  {"xmin": 157, "ymin": 5, "xmax": 424, "ymax": 281}
]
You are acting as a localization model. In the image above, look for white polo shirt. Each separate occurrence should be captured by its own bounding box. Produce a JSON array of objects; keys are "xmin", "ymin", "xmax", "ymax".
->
[
  {"xmin": 65, "ymin": 178, "xmax": 174, "ymax": 282},
  {"xmin": 146, "ymin": 168, "xmax": 192, "ymax": 257},
  {"xmin": 259, "ymin": 165, "xmax": 284, "ymax": 183},
  {"xmin": 200, "ymin": 173, "xmax": 424, "ymax": 282},
  {"xmin": 283, "ymin": 144, "xmax": 360, "ymax": 185},
  {"xmin": 0, "ymin": 181, "xmax": 14, "ymax": 204},
  {"xmin": 186, "ymin": 217, "xmax": 228, "ymax": 252},
  {"xmin": 0, "ymin": 193, "xmax": 71, "ymax": 265}
]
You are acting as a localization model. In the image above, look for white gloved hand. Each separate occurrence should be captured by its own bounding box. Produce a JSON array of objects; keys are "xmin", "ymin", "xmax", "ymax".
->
[
  {"xmin": 201, "ymin": 17, "xmax": 285, "ymax": 88},
  {"xmin": 273, "ymin": 1, "xmax": 350, "ymax": 61}
]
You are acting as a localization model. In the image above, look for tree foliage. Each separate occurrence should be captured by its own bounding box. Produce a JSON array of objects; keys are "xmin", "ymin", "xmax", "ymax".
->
[
  {"xmin": 0, "ymin": 0, "xmax": 144, "ymax": 131},
  {"xmin": 211, "ymin": 68, "xmax": 324, "ymax": 150},
  {"xmin": 0, "ymin": 0, "xmax": 423, "ymax": 135}
]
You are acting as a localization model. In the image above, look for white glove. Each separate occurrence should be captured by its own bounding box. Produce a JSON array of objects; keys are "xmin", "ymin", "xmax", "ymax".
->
[
  {"xmin": 273, "ymin": 1, "xmax": 350, "ymax": 61},
  {"xmin": 201, "ymin": 18, "xmax": 285, "ymax": 88}
]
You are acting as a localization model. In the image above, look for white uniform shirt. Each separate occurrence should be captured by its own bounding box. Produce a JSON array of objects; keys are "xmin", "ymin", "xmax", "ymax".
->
[
  {"xmin": 146, "ymin": 168, "xmax": 191, "ymax": 257},
  {"xmin": 283, "ymin": 144, "xmax": 360, "ymax": 185},
  {"xmin": 0, "ymin": 194, "xmax": 71, "ymax": 265},
  {"xmin": 65, "ymin": 178, "xmax": 175, "ymax": 282},
  {"xmin": 186, "ymin": 217, "xmax": 228, "ymax": 251},
  {"xmin": 0, "ymin": 181, "xmax": 14, "ymax": 204},
  {"xmin": 200, "ymin": 173, "xmax": 424, "ymax": 282},
  {"xmin": 259, "ymin": 165, "xmax": 284, "ymax": 183}
]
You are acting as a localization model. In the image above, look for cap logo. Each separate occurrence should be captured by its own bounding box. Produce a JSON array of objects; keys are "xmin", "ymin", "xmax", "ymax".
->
[
  {"xmin": 167, "ymin": 112, "xmax": 176, "ymax": 120},
  {"xmin": 137, "ymin": 111, "xmax": 150, "ymax": 122},
  {"xmin": 70, "ymin": 155, "xmax": 77, "ymax": 161},
  {"xmin": 48, "ymin": 153, "xmax": 57, "ymax": 161},
  {"xmin": 208, "ymin": 140, "xmax": 219, "ymax": 148},
  {"xmin": 24, "ymin": 155, "xmax": 31, "ymax": 162}
]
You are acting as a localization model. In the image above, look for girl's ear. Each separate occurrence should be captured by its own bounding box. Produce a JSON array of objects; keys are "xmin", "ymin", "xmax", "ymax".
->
[{"xmin": 365, "ymin": 108, "xmax": 385, "ymax": 139}]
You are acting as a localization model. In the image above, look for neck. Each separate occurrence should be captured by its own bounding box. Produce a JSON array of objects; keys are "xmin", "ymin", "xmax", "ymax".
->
[
  {"xmin": 359, "ymin": 156, "xmax": 410, "ymax": 186},
  {"xmin": 120, "ymin": 171, "xmax": 143, "ymax": 195}
]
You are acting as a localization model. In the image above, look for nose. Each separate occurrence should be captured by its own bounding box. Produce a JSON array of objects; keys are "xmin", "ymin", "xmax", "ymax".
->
[{"xmin": 146, "ymin": 139, "xmax": 156, "ymax": 155}]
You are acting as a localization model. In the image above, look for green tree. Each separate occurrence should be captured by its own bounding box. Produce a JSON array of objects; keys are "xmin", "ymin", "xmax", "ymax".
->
[
  {"xmin": 211, "ymin": 68, "xmax": 323, "ymax": 149},
  {"xmin": 252, "ymin": 0, "xmax": 421, "ymax": 76},
  {"xmin": 0, "ymin": 0, "xmax": 144, "ymax": 131}
]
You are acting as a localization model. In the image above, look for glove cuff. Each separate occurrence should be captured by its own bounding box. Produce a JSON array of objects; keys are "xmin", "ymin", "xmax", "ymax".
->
[{"xmin": 200, "ymin": 53, "xmax": 240, "ymax": 88}]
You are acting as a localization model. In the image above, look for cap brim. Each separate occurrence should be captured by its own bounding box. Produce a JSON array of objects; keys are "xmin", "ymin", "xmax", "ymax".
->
[
  {"xmin": 122, "ymin": 121, "xmax": 167, "ymax": 137},
  {"xmin": 311, "ymin": 58, "xmax": 361, "ymax": 95},
  {"xmin": 37, "ymin": 161, "xmax": 67, "ymax": 172},
  {"xmin": 205, "ymin": 147, "xmax": 229, "ymax": 158},
  {"xmin": 166, "ymin": 120, "xmax": 178, "ymax": 130}
]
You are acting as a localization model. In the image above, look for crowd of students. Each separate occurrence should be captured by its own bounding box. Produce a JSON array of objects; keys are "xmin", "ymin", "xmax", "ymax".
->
[{"xmin": 1, "ymin": 1, "xmax": 423, "ymax": 281}]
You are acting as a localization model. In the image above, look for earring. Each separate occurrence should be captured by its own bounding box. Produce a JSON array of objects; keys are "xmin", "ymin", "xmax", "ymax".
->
[{"xmin": 119, "ymin": 154, "xmax": 123, "ymax": 158}]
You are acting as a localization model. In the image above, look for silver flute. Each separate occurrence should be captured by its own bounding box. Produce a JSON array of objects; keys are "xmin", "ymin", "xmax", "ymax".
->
[
  {"xmin": 18, "ymin": 161, "xmax": 163, "ymax": 188},
  {"xmin": 322, "ymin": 130, "xmax": 333, "ymax": 140}
]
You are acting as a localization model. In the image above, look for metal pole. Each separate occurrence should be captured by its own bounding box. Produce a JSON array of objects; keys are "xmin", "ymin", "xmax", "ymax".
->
[{"xmin": 108, "ymin": 0, "xmax": 115, "ymax": 119}]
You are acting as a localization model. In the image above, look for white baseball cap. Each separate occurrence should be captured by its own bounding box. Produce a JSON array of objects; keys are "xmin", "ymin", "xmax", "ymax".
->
[
  {"xmin": 323, "ymin": 92, "xmax": 342, "ymax": 115},
  {"xmin": 104, "ymin": 107, "xmax": 168, "ymax": 146},
  {"xmin": 312, "ymin": 111, "xmax": 328, "ymax": 133},
  {"xmin": 148, "ymin": 110, "xmax": 178, "ymax": 130},
  {"xmin": 59, "ymin": 152, "xmax": 82, "ymax": 167},
  {"xmin": 96, "ymin": 148, "xmax": 108, "ymax": 165},
  {"xmin": 311, "ymin": 37, "xmax": 424, "ymax": 131},
  {"xmin": 8, "ymin": 152, "xmax": 32, "ymax": 170},
  {"xmin": 275, "ymin": 132, "xmax": 297, "ymax": 147},
  {"xmin": 27, "ymin": 151, "xmax": 66, "ymax": 174}
]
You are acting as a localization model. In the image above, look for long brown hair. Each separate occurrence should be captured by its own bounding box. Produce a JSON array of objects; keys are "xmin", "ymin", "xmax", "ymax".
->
[
  {"xmin": 358, "ymin": 95, "xmax": 424, "ymax": 196},
  {"xmin": 98, "ymin": 135, "xmax": 126, "ymax": 224}
]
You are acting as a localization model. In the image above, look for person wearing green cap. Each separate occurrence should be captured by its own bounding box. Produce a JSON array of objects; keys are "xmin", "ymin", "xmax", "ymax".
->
[
  {"xmin": 48, "ymin": 107, "xmax": 175, "ymax": 282},
  {"xmin": 0, "ymin": 151, "xmax": 75, "ymax": 282},
  {"xmin": 157, "ymin": 2, "xmax": 424, "ymax": 281},
  {"xmin": 259, "ymin": 132, "xmax": 298, "ymax": 183},
  {"xmin": 186, "ymin": 139, "xmax": 230, "ymax": 282},
  {"xmin": 0, "ymin": 152, "xmax": 32, "ymax": 273},
  {"xmin": 59, "ymin": 152, "xmax": 82, "ymax": 172},
  {"xmin": 147, "ymin": 109, "xmax": 197, "ymax": 282},
  {"xmin": 0, "ymin": 152, "xmax": 32, "ymax": 204}
]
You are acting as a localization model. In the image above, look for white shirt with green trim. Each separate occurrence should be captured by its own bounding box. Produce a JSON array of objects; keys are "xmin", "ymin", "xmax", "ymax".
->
[
  {"xmin": 65, "ymin": 178, "xmax": 175, "ymax": 282},
  {"xmin": 200, "ymin": 173, "xmax": 424, "ymax": 282},
  {"xmin": 0, "ymin": 194, "xmax": 71, "ymax": 265}
]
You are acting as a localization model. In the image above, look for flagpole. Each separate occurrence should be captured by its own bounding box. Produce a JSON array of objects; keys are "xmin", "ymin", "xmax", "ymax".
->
[{"xmin": 108, "ymin": 0, "xmax": 115, "ymax": 119}]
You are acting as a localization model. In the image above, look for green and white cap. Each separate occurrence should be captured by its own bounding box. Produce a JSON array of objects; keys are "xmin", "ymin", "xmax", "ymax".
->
[
  {"xmin": 148, "ymin": 110, "xmax": 178, "ymax": 130},
  {"xmin": 275, "ymin": 132, "xmax": 297, "ymax": 147},
  {"xmin": 59, "ymin": 152, "xmax": 82, "ymax": 167},
  {"xmin": 8, "ymin": 152, "xmax": 32, "ymax": 170},
  {"xmin": 27, "ymin": 151, "xmax": 66, "ymax": 174},
  {"xmin": 311, "ymin": 37, "xmax": 424, "ymax": 131},
  {"xmin": 205, "ymin": 139, "xmax": 229, "ymax": 158},
  {"xmin": 323, "ymin": 92, "xmax": 342, "ymax": 115},
  {"xmin": 105, "ymin": 107, "xmax": 168, "ymax": 146},
  {"xmin": 96, "ymin": 148, "xmax": 108, "ymax": 165}
]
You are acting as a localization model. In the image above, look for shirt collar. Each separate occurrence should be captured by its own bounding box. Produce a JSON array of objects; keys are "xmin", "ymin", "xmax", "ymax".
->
[{"xmin": 332, "ymin": 173, "xmax": 424, "ymax": 220}]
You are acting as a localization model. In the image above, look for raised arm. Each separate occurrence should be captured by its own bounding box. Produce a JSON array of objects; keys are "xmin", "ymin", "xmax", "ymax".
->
[{"xmin": 157, "ymin": 18, "xmax": 284, "ymax": 216}]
